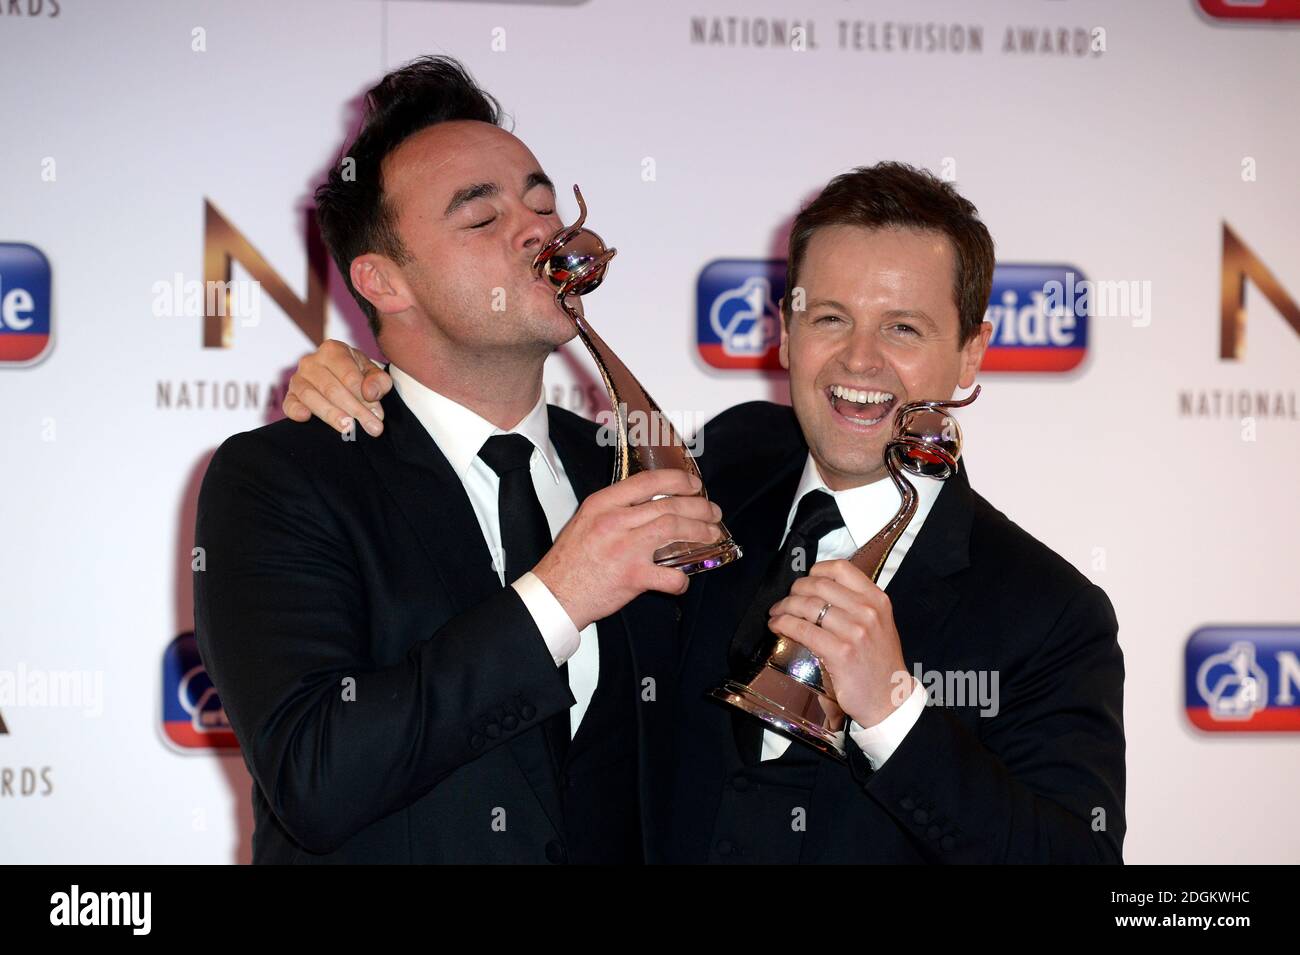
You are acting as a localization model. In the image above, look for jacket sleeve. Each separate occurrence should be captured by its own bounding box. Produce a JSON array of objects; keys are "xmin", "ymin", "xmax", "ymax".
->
[
  {"xmin": 193, "ymin": 430, "xmax": 573, "ymax": 855},
  {"xmin": 846, "ymin": 582, "xmax": 1126, "ymax": 863}
]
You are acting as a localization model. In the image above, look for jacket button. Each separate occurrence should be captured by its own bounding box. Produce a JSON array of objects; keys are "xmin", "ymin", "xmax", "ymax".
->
[
  {"xmin": 912, "ymin": 809, "xmax": 929, "ymax": 825},
  {"xmin": 545, "ymin": 840, "xmax": 567, "ymax": 864},
  {"xmin": 502, "ymin": 714, "xmax": 518, "ymax": 730},
  {"xmin": 900, "ymin": 797, "xmax": 915, "ymax": 811},
  {"xmin": 927, "ymin": 825, "xmax": 941, "ymax": 840},
  {"xmin": 521, "ymin": 704, "xmax": 537, "ymax": 720},
  {"xmin": 715, "ymin": 839, "xmax": 735, "ymax": 857},
  {"xmin": 940, "ymin": 835, "xmax": 956, "ymax": 851},
  {"xmin": 673, "ymin": 606, "xmax": 683, "ymax": 622},
  {"xmin": 485, "ymin": 723, "xmax": 501, "ymax": 739},
  {"xmin": 732, "ymin": 775, "xmax": 752, "ymax": 792},
  {"xmin": 469, "ymin": 734, "xmax": 485, "ymax": 750}
]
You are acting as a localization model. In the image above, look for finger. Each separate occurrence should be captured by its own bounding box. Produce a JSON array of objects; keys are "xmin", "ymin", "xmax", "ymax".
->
[
  {"xmin": 645, "ymin": 565, "xmax": 690, "ymax": 596},
  {"xmin": 360, "ymin": 365, "xmax": 393, "ymax": 407},
  {"xmin": 295, "ymin": 383, "xmax": 355, "ymax": 435},
  {"xmin": 604, "ymin": 468, "xmax": 703, "ymax": 507},
  {"xmin": 637, "ymin": 515, "xmax": 724, "ymax": 551},
  {"xmin": 768, "ymin": 613, "xmax": 836, "ymax": 661},
  {"xmin": 809, "ymin": 559, "xmax": 884, "ymax": 600},
  {"xmin": 622, "ymin": 494, "xmax": 721, "ymax": 530},
  {"xmin": 282, "ymin": 393, "xmax": 312, "ymax": 422},
  {"xmin": 343, "ymin": 345, "xmax": 391, "ymax": 410},
  {"xmin": 318, "ymin": 373, "xmax": 384, "ymax": 437},
  {"xmin": 768, "ymin": 593, "xmax": 836, "ymax": 625},
  {"xmin": 772, "ymin": 593, "xmax": 878, "ymax": 647},
  {"xmin": 788, "ymin": 575, "xmax": 863, "ymax": 612}
]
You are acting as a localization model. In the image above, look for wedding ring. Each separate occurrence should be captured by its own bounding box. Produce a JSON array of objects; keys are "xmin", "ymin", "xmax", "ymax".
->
[{"xmin": 815, "ymin": 601, "xmax": 832, "ymax": 627}]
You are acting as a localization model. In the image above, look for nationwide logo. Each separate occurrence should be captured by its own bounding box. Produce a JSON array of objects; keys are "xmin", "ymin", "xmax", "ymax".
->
[
  {"xmin": 161, "ymin": 632, "xmax": 237, "ymax": 751},
  {"xmin": 695, "ymin": 259, "xmax": 1089, "ymax": 372},
  {"xmin": 0, "ymin": 242, "xmax": 53, "ymax": 366},
  {"xmin": 982, "ymin": 263, "xmax": 1089, "ymax": 372},
  {"xmin": 1185, "ymin": 626, "xmax": 1300, "ymax": 732},
  {"xmin": 1197, "ymin": 0, "xmax": 1300, "ymax": 21},
  {"xmin": 696, "ymin": 259, "xmax": 785, "ymax": 370}
]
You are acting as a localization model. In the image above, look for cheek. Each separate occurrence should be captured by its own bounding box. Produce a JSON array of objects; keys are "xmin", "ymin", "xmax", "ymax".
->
[
  {"xmin": 894, "ymin": 347, "xmax": 959, "ymax": 399},
  {"xmin": 787, "ymin": 334, "xmax": 834, "ymax": 387}
]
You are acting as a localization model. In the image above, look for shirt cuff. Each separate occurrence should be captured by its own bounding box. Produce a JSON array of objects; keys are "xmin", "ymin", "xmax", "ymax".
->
[
  {"xmin": 847, "ymin": 677, "xmax": 927, "ymax": 771},
  {"xmin": 511, "ymin": 572, "xmax": 581, "ymax": 667}
]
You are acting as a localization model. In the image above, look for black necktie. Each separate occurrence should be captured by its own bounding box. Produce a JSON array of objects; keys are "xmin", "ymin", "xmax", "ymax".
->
[
  {"xmin": 729, "ymin": 489, "xmax": 846, "ymax": 675},
  {"xmin": 478, "ymin": 433, "xmax": 571, "ymax": 767}
]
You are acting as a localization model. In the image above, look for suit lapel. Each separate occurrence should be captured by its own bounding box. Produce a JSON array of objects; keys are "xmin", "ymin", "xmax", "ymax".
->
[
  {"xmin": 363, "ymin": 384, "xmax": 567, "ymax": 836},
  {"xmin": 548, "ymin": 407, "xmax": 681, "ymax": 857},
  {"xmin": 678, "ymin": 448, "xmax": 805, "ymax": 765},
  {"xmin": 545, "ymin": 405, "xmax": 679, "ymax": 670},
  {"xmin": 883, "ymin": 462, "xmax": 975, "ymax": 666},
  {"xmin": 678, "ymin": 447, "xmax": 806, "ymax": 677},
  {"xmin": 363, "ymin": 383, "xmax": 501, "ymax": 612}
]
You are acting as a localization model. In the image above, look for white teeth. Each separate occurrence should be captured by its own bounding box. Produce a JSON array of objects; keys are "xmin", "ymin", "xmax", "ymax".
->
[{"xmin": 831, "ymin": 385, "xmax": 895, "ymax": 405}]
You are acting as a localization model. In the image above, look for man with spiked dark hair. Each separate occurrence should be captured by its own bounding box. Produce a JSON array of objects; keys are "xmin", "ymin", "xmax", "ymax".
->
[{"xmin": 195, "ymin": 56, "xmax": 724, "ymax": 864}]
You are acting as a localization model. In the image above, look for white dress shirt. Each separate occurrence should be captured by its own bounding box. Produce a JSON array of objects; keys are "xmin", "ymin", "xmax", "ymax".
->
[
  {"xmin": 759, "ymin": 453, "xmax": 942, "ymax": 769},
  {"xmin": 389, "ymin": 365, "xmax": 596, "ymax": 738}
]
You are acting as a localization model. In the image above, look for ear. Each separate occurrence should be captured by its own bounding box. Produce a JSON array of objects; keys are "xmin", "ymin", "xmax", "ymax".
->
[
  {"xmin": 957, "ymin": 321, "xmax": 993, "ymax": 389},
  {"xmin": 778, "ymin": 301, "xmax": 791, "ymax": 371},
  {"xmin": 350, "ymin": 253, "xmax": 414, "ymax": 319}
]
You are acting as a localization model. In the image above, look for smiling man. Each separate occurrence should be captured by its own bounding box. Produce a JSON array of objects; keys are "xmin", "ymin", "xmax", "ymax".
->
[
  {"xmin": 668, "ymin": 164, "xmax": 1125, "ymax": 863},
  {"xmin": 287, "ymin": 158, "xmax": 1126, "ymax": 864}
]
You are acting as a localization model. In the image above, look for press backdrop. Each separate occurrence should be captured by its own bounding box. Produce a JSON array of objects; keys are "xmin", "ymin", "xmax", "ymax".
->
[{"xmin": 2, "ymin": 0, "xmax": 1298, "ymax": 863}]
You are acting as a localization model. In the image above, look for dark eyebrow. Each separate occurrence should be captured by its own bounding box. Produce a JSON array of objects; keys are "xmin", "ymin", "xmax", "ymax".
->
[
  {"xmin": 524, "ymin": 171, "xmax": 554, "ymax": 194},
  {"xmin": 443, "ymin": 182, "xmax": 498, "ymax": 217},
  {"xmin": 443, "ymin": 173, "xmax": 554, "ymax": 218}
]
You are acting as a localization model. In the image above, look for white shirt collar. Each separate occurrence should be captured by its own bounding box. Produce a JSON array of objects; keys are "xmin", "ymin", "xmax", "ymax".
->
[
  {"xmin": 786, "ymin": 452, "xmax": 945, "ymax": 551},
  {"xmin": 388, "ymin": 364, "xmax": 562, "ymax": 483}
]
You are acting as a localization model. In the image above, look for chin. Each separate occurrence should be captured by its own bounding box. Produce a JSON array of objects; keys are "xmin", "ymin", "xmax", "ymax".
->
[{"xmin": 521, "ymin": 308, "xmax": 577, "ymax": 349}]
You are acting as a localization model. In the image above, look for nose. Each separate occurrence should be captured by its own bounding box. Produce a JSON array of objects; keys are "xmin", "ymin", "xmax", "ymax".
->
[
  {"xmin": 513, "ymin": 204, "xmax": 555, "ymax": 257},
  {"xmin": 841, "ymin": 325, "xmax": 884, "ymax": 376}
]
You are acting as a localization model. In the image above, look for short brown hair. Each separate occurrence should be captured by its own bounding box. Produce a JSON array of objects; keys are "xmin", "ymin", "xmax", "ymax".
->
[{"xmin": 783, "ymin": 161, "xmax": 995, "ymax": 346}]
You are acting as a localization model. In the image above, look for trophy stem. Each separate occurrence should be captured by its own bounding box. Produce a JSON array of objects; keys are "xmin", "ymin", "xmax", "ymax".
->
[
  {"xmin": 556, "ymin": 295, "xmax": 663, "ymax": 485},
  {"xmin": 535, "ymin": 184, "xmax": 742, "ymax": 575},
  {"xmin": 555, "ymin": 295, "xmax": 742, "ymax": 574}
]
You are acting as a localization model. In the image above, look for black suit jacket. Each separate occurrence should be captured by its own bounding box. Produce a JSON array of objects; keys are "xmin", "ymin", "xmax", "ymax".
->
[
  {"xmin": 667, "ymin": 401, "xmax": 1126, "ymax": 863},
  {"xmin": 193, "ymin": 386, "xmax": 679, "ymax": 863}
]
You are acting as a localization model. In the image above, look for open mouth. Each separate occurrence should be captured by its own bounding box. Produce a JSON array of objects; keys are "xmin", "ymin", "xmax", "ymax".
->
[{"xmin": 826, "ymin": 383, "xmax": 898, "ymax": 430}]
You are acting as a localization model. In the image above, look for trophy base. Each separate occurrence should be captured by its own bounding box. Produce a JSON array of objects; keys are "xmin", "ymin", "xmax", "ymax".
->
[
  {"xmin": 654, "ymin": 537, "xmax": 742, "ymax": 576},
  {"xmin": 710, "ymin": 676, "xmax": 847, "ymax": 761}
]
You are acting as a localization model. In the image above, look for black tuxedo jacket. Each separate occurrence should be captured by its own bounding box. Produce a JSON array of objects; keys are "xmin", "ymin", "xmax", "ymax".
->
[
  {"xmin": 667, "ymin": 401, "xmax": 1126, "ymax": 863},
  {"xmin": 194, "ymin": 386, "xmax": 679, "ymax": 863}
]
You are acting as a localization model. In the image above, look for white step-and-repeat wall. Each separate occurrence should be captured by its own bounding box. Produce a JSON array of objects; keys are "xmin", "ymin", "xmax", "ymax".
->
[{"xmin": 2, "ymin": 0, "xmax": 1297, "ymax": 863}]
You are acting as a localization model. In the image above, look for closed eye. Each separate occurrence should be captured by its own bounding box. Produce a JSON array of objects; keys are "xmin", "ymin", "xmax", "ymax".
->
[{"xmin": 469, "ymin": 216, "xmax": 497, "ymax": 229}]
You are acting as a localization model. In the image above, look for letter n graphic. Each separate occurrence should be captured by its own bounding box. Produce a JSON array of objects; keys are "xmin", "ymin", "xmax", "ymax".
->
[
  {"xmin": 203, "ymin": 199, "xmax": 328, "ymax": 348},
  {"xmin": 1221, "ymin": 222, "xmax": 1300, "ymax": 359}
]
